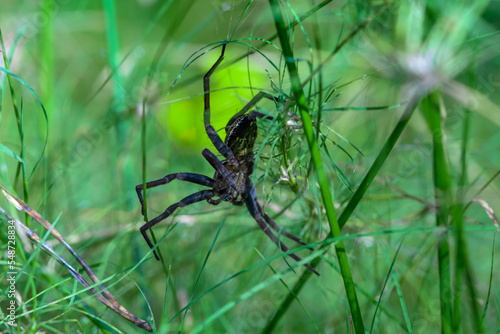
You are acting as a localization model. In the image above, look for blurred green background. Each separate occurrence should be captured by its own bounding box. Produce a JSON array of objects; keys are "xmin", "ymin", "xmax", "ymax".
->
[{"xmin": 1, "ymin": 0, "xmax": 500, "ymax": 333}]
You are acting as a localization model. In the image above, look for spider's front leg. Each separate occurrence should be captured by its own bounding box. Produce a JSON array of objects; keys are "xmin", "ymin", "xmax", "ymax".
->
[
  {"xmin": 202, "ymin": 44, "xmax": 237, "ymax": 161},
  {"xmin": 201, "ymin": 149, "xmax": 238, "ymax": 191},
  {"xmin": 202, "ymin": 44, "xmax": 274, "ymax": 161},
  {"xmin": 225, "ymin": 92, "xmax": 275, "ymax": 129}
]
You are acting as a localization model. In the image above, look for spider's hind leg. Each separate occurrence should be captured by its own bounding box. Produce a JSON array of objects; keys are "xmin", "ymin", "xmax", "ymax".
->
[
  {"xmin": 243, "ymin": 187, "xmax": 319, "ymax": 276},
  {"xmin": 136, "ymin": 173, "xmax": 214, "ymax": 215},
  {"xmin": 262, "ymin": 212, "xmax": 314, "ymax": 251},
  {"xmin": 140, "ymin": 189, "xmax": 216, "ymax": 261}
]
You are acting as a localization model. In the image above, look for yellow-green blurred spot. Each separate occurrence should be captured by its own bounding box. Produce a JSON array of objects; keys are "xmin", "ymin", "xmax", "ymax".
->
[{"xmin": 159, "ymin": 52, "xmax": 269, "ymax": 152}]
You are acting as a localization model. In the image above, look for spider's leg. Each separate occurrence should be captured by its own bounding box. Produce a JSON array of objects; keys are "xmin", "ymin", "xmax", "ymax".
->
[
  {"xmin": 207, "ymin": 197, "xmax": 222, "ymax": 205},
  {"xmin": 140, "ymin": 189, "xmax": 216, "ymax": 261},
  {"xmin": 225, "ymin": 91, "xmax": 277, "ymax": 130},
  {"xmin": 203, "ymin": 44, "xmax": 226, "ymax": 127},
  {"xmin": 202, "ymin": 149, "xmax": 238, "ymax": 191},
  {"xmin": 136, "ymin": 173, "xmax": 215, "ymax": 215},
  {"xmin": 244, "ymin": 186, "xmax": 320, "ymax": 276},
  {"xmin": 261, "ymin": 209, "xmax": 314, "ymax": 251},
  {"xmin": 226, "ymin": 91, "xmax": 271, "ymax": 127},
  {"xmin": 203, "ymin": 44, "xmax": 236, "ymax": 160},
  {"xmin": 250, "ymin": 111, "xmax": 274, "ymax": 121}
]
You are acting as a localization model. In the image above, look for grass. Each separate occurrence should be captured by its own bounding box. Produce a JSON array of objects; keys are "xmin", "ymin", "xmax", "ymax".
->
[
  {"xmin": 1, "ymin": 0, "xmax": 500, "ymax": 333},
  {"xmin": 270, "ymin": 1, "xmax": 364, "ymax": 332}
]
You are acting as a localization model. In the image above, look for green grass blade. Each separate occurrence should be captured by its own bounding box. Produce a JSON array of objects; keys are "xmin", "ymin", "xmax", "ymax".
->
[
  {"xmin": 453, "ymin": 44, "xmax": 481, "ymax": 332},
  {"xmin": 0, "ymin": 143, "xmax": 22, "ymax": 162},
  {"xmin": 480, "ymin": 233, "xmax": 496, "ymax": 327},
  {"xmin": 269, "ymin": 1, "xmax": 364, "ymax": 332},
  {"xmin": 0, "ymin": 65, "xmax": 49, "ymax": 181},
  {"xmin": 421, "ymin": 92, "xmax": 453, "ymax": 334}
]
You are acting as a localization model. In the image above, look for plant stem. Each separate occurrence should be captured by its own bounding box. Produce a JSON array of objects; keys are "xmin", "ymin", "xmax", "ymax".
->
[
  {"xmin": 421, "ymin": 91, "xmax": 452, "ymax": 334},
  {"xmin": 269, "ymin": 1, "xmax": 365, "ymax": 332}
]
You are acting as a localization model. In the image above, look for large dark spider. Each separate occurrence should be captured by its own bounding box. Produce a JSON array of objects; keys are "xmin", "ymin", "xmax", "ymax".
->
[{"xmin": 136, "ymin": 43, "xmax": 319, "ymax": 276}]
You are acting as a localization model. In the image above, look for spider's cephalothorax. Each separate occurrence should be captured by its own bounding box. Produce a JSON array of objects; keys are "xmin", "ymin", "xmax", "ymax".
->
[{"xmin": 136, "ymin": 43, "xmax": 319, "ymax": 276}]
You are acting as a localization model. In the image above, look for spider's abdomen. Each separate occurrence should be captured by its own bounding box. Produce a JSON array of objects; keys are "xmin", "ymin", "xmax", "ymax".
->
[{"xmin": 225, "ymin": 113, "xmax": 257, "ymax": 158}]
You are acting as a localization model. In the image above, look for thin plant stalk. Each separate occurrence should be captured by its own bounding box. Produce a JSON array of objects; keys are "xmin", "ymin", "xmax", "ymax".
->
[
  {"xmin": 269, "ymin": 1, "xmax": 364, "ymax": 332},
  {"xmin": 421, "ymin": 92, "xmax": 453, "ymax": 334},
  {"xmin": 453, "ymin": 47, "xmax": 483, "ymax": 332}
]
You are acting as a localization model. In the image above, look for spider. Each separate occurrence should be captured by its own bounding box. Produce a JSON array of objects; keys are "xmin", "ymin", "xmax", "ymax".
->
[{"xmin": 136, "ymin": 43, "xmax": 319, "ymax": 276}]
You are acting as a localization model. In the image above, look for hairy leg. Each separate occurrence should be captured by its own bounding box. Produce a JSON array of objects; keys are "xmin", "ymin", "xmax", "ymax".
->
[
  {"xmin": 140, "ymin": 189, "xmax": 216, "ymax": 260},
  {"xmin": 136, "ymin": 173, "xmax": 215, "ymax": 215},
  {"xmin": 226, "ymin": 91, "xmax": 275, "ymax": 130},
  {"xmin": 202, "ymin": 149, "xmax": 238, "ymax": 191},
  {"xmin": 243, "ymin": 183, "xmax": 319, "ymax": 276},
  {"xmin": 261, "ymin": 208, "xmax": 313, "ymax": 250},
  {"xmin": 202, "ymin": 43, "xmax": 236, "ymax": 160}
]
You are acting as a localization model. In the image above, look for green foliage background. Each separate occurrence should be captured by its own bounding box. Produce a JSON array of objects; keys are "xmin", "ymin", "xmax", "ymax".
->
[{"xmin": 0, "ymin": 0, "xmax": 499, "ymax": 333}]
